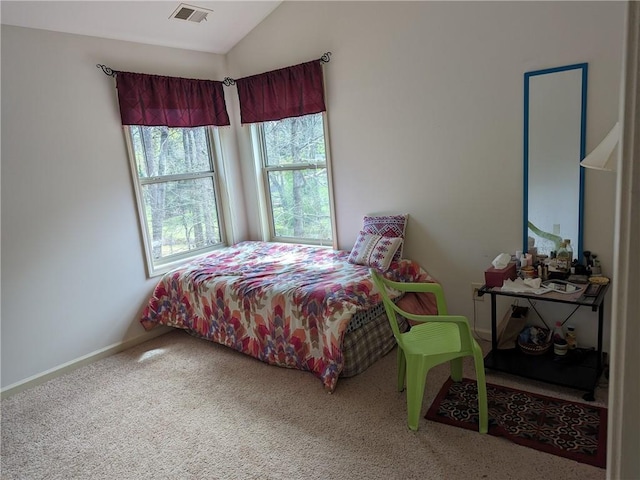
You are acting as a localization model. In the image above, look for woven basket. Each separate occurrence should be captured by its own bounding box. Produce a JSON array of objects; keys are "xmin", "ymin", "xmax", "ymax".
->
[{"xmin": 518, "ymin": 328, "xmax": 551, "ymax": 355}]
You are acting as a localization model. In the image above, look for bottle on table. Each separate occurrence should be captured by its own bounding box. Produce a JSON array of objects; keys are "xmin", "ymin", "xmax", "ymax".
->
[
  {"xmin": 563, "ymin": 239, "xmax": 574, "ymax": 265},
  {"xmin": 556, "ymin": 242, "xmax": 570, "ymax": 271},
  {"xmin": 553, "ymin": 321, "xmax": 568, "ymax": 356},
  {"xmin": 566, "ymin": 326, "xmax": 578, "ymax": 349},
  {"xmin": 553, "ymin": 321, "xmax": 566, "ymax": 343}
]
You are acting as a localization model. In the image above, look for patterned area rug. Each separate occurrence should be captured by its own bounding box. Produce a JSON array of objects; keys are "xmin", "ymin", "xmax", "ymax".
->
[{"xmin": 425, "ymin": 378, "xmax": 607, "ymax": 468}]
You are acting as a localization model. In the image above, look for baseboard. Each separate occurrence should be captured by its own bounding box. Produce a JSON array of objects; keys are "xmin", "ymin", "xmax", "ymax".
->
[
  {"xmin": 1, "ymin": 327, "xmax": 171, "ymax": 399},
  {"xmin": 472, "ymin": 327, "xmax": 492, "ymax": 343}
]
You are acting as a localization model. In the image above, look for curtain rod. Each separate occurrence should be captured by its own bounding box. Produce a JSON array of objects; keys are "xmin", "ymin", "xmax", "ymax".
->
[
  {"xmin": 223, "ymin": 52, "xmax": 332, "ymax": 86},
  {"xmin": 96, "ymin": 52, "xmax": 332, "ymax": 86},
  {"xmin": 96, "ymin": 64, "xmax": 118, "ymax": 77}
]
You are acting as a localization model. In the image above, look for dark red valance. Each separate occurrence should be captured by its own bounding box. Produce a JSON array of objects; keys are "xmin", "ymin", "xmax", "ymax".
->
[
  {"xmin": 235, "ymin": 60, "xmax": 326, "ymax": 124},
  {"xmin": 116, "ymin": 72, "xmax": 230, "ymax": 127}
]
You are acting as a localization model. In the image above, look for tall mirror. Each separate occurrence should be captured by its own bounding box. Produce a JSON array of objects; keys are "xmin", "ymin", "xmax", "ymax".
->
[{"xmin": 524, "ymin": 63, "xmax": 587, "ymax": 261}]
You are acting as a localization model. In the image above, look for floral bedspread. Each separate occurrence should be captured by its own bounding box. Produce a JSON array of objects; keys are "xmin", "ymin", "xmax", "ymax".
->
[{"xmin": 140, "ymin": 241, "xmax": 429, "ymax": 391}]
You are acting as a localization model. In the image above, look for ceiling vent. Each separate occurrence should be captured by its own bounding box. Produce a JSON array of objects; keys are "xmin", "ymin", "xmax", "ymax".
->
[{"xmin": 170, "ymin": 3, "xmax": 213, "ymax": 23}]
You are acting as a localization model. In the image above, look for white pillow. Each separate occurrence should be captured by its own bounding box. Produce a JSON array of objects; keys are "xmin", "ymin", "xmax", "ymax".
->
[
  {"xmin": 348, "ymin": 231, "xmax": 403, "ymax": 272},
  {"xmin": 361, "ymin": 214, "xmax": 408, "ymax": 261}
]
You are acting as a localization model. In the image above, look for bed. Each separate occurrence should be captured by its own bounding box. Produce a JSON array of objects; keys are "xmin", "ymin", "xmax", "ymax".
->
[{"xmin": 140, "ymin": 241, "xmax": 433, "ymax": 391}]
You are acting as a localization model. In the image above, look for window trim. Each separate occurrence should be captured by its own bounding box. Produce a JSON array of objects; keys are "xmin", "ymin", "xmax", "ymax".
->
[
  {"xmin": 251, "ymin": 113, "xmax": 337, "ymax": 248},
  {"xmin": 123, "ymin": 125, "xmax": 229, "ymax": 277}
]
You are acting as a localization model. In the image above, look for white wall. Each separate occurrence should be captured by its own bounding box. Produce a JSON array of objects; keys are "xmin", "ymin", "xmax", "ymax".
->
[
  {"xmin": 226, "ymin": 1, "xmax": 625, "ymax": 347},
  {"xmin": 1, "ymin": 1, "xmax": 626, "ymax": 389},
  {"xmin": 0, "ymin": 26, "xmax": 247, "ymax": 389}
]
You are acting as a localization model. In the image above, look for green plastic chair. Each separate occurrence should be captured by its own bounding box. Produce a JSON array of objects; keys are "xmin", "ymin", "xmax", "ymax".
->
[{"xmin": 371, "ymin": 269, "xmax": 488, "ymax": 433}]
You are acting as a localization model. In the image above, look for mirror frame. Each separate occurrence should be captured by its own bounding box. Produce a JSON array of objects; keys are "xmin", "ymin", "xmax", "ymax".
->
[{"xmin": 523, "ymin": 62, "xmax": 588, "ymax": 261}]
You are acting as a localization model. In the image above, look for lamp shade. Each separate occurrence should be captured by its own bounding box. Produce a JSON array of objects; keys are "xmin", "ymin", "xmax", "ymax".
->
[{"xmin": 580, "ymin": 122, "xmax": 620, "ymax": 171}]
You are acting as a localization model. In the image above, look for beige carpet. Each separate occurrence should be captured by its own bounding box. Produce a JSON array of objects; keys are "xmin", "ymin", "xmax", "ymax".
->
[{"xmin": 1, "ymin": 330, "xmax": 607, "ymax": 480}]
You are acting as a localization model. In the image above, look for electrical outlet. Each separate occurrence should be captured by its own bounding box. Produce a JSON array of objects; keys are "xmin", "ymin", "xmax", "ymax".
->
[{"xmin": 471, "ymin": 282, "xmax": 484, "ymax": 302}]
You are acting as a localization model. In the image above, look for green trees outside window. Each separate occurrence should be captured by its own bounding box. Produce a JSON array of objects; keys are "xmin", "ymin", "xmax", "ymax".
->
[
  {"xmin": 128, "ymin": 126, "xmax": 224, "ymax": 272},
  {"xmin": 259, "ymin": 113, "xmax": 334, "ymax": 243}
]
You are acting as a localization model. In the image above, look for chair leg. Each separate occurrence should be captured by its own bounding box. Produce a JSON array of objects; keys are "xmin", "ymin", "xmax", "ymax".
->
[
  {"xmin": 450, "ymin": 357, "xmax": 463, "ymax": 382},
  {"xmin": 405, "ymin": 357, "xmax": 429, "ymax": 431},
  {"xmin": 473, "ymin": 351, "xmax": 489, "ymax": 434},
  {"xmin": 397, "ymin": 347, "xmax": 406, "ymax": 392}
]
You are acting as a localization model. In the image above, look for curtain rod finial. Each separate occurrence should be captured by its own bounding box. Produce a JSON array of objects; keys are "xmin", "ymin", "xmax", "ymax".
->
[
  {"xmin": 97, "ymin": 64, "xmax": 118, "ymax": 77},
  {"xmin": 320, "ymin": 52, "xmax": 332, "ymax": 64},
  {"xmin": 223, "ymin": 77, "xmax": 236, "ymax": 86}
]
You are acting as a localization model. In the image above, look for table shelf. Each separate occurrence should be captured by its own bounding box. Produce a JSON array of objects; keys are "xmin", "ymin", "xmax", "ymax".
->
[
  {"xmin": 484, "ymin": 348, "xmax": 601, "ymax": 399},
  {"xmin": 479, "ymin": 283, "xmax": 609, "ymax": 401}
]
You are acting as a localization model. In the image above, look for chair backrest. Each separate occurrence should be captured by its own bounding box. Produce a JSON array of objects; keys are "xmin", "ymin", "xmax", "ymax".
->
[{"xmin": 370, "ymin": 269, "xmax": 475, "ymax": 352}]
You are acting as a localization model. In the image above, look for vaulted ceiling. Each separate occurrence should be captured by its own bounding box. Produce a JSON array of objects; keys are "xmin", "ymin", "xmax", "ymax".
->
[{"xmin": 0, "ymin": 1, "xmax": 282, "ymax": 54}]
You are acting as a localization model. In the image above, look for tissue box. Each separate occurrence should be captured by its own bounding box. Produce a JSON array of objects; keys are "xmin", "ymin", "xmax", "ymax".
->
[{"xmin": 484, "ymin": 263, "xmax": 517, "ymax": 287}]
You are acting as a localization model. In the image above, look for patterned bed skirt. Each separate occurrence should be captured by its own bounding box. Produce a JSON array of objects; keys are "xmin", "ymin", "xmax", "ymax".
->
[{"xmin": 340, "ymin": 306, "xmax": 407, "ymax": 377}]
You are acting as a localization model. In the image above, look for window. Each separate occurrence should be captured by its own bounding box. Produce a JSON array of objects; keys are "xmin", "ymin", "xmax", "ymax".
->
[
  {"xmin": 126, "ymin": 125, "xmax": 225, "ymax": 275},
  {"xmin": 253, "ymin": 112, "xmax": 336, "ymax": 246}
]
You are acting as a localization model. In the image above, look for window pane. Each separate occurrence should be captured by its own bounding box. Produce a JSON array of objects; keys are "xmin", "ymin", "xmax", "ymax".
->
[
  {"xmin": 267, "ymin": 168, "xmax": 331, "ymax": 241},
  {"xmin": 132, "ymin": 126, "xmax": 213, "ymax": 178},
  {"xmin": 263, "ymin": 114, "xmax": 325, "ymax": 166},
  {"xmin": 141, "ymin": 178, "xmax": 221, "ymax": 261}
]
